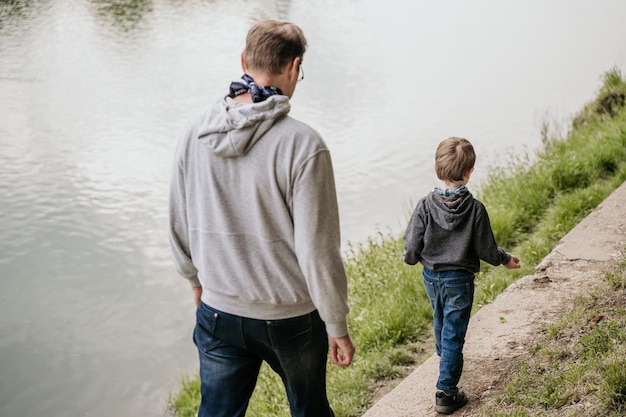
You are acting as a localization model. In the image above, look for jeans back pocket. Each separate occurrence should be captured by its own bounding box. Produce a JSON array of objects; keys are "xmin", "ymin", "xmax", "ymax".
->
[
  {"xmin": 194, "ymin": 303, "xmax": 221, "ymax": 352},
  {"xmin": 443, "ymin": 282, "xmax": 474, "ymax": 310}
]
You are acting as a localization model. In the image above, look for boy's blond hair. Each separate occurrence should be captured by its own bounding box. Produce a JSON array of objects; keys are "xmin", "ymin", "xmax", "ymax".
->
[
  {"xmin": 435, "ymin": 137, "xmax": 476, "ymax": 182},
  {"xmin": 243, "ymin": 20, "xmax": 307, "ymax": 75}
]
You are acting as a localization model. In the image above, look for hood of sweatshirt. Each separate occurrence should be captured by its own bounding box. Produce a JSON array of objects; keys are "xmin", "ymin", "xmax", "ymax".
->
[
  {"xmin": 196, "ymin": 95, "xmax": 291, "ymax": 158},
  {"xmin": 426, "ymin": 190, "xmax": 474, "ymax": 231}
]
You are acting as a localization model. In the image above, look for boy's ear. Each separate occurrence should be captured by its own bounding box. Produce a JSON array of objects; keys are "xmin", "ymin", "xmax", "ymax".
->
[{"xmin": 466, "ymin": 167, "xmax": 475, "ymax": 178}]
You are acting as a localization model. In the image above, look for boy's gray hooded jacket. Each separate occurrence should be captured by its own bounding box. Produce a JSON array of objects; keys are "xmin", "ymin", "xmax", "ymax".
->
[
  {"xmin": 168, "ymin": 95, "xmax": 349, "ymax": 337},
  {"xmin": 403, "ymin": 190, "xmax": 511, "ymax": 273}
]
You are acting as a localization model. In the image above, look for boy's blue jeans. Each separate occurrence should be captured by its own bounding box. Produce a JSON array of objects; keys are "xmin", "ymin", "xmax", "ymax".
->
[
  {"xmin": 193, "ymin": 302, "xmax": 335, "ymax": 417},
  {"xmin": 422, "ymin": 267, "xmax": 475, "ymax": 394}
]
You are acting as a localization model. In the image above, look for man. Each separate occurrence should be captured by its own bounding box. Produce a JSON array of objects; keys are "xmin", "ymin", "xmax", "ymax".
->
[{"xmin": 168, "ymin": 19, "xmax": 355, "ymax": 417}]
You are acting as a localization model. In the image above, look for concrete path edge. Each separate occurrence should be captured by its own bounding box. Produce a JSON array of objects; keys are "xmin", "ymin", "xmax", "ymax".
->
[{"xmin": 361, "ymin": 181, "xmax": 626, "ymax": 417}]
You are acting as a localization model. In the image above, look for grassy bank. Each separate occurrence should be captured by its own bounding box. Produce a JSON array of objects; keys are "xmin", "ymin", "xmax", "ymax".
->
[
  {"xmin": 167, "ymin": 67, "xmax": 626, "ymax": 417},
  {"xmin": 473, "ymin": 256, "xmax": 626, "ymax": 417}
]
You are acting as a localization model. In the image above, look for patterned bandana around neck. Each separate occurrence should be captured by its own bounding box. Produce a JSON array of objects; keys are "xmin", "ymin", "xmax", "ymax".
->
[
  {"xmin": 436, "ymin": 185, "xmax": 468, "ymax": 198},
  {"xmin": 228, "ymin": 74, "xmax": 283, "ymax": 103}
]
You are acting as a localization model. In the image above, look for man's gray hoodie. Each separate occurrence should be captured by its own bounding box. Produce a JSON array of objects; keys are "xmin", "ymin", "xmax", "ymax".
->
[
  {"xmin": 168, "ymin": 95, "xmax": 349, "ymax": 337},
  {"xmin": 403, "ymin": 190, "xmax": 511, "ymax": 273}
]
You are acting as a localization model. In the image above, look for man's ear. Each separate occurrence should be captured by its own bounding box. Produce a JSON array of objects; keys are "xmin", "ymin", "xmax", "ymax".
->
[
  {"xmin": 240, "ymin": 53, "xmax": 247, "ymax": 72},
  {"xmin": 289, "ymin": 56, "xmax": 301, "ymax": 80}
]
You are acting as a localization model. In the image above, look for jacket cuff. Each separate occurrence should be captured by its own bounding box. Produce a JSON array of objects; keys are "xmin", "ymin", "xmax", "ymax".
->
[
  {"xmin": 501, "ymin": 251, "xmax": 512, "ymax": 265},
  {"xmin": 186, "ymin": 275, "xmax": 201, "ymax": 288},
  {"xmin": 325, "ymin": 321, "xmax": 349, "ymax": 338}
]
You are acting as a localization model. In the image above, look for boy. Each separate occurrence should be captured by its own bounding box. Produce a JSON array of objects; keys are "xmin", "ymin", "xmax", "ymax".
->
[{"xmin": 402, "ymin": 137, "xmax": 520, "ymax": 414}]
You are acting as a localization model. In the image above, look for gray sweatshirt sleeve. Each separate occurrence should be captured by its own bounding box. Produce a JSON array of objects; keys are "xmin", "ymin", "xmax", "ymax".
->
[
  {"xmin": 168, "ymin": 137, "xmax": 201, "ymax": 288},
  {"xmin": 292, "ymin": 150, "xmax": 349, "ymax": 338},
  {"xmin": 403, "ymin": 200, "xmax": 426, "ymax": 265},
  {"xmin": 472, "ymin": 202, "xmax": 511, "ymax": 266}
]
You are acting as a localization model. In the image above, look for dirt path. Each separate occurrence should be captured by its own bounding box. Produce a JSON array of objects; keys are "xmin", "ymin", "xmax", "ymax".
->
[{"xmin": 361, "ymin": 181, "xmax": 626, "ymax": 416}]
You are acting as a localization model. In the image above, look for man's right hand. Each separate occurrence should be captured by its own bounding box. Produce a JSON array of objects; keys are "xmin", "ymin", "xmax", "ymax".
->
[
  {"xmin": 192, "ymin": 286, "xmax": 203, "ymax": 308},
  {"xmin": 329, "ymin": 334, "xmax": 355, "ymax": 367}
]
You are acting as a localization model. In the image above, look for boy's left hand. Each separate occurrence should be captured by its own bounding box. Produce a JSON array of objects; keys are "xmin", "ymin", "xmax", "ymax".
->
[{"xmin": 504, "ymin": 255, "xmax": 521, "ymax": 269}]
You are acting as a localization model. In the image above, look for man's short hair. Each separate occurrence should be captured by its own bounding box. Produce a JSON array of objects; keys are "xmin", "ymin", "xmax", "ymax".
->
[
  {"xmin": 435, "ymin": 137, "xmax": 476, "ymax": 182},
  {"xmin": 243, "ymin": 20, "xmax": 307, "ymax": 75}
]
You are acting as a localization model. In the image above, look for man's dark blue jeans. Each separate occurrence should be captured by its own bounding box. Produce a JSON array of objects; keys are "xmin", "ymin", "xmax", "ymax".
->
[
  {"xmin": 193, "ymin": 302, "xmax": 335, "ymax": 417},
  {"xmin": 422, "ymin": 267, "xmax": 475, "ymax": 394}
]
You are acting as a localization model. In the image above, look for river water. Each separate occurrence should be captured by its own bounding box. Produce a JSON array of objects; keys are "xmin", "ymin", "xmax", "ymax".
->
[{"xmin": 1, "ymin": 1, "xmax": 625, "ymax": 416}]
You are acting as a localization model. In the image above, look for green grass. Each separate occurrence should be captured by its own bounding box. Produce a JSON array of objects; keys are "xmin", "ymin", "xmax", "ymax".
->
[
  {"xmin": 167, "ymin": 67, "xmax": 626, "ymax": 417},
  {"xmin": 473, "ymin": 258, "xmax": 626, "ymax": 417}
]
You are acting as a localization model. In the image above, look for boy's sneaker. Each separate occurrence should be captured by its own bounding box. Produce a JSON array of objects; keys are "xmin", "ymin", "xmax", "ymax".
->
[{"xmin": 435, "ymin": 390, "xmax": 468, "ymax": 414}]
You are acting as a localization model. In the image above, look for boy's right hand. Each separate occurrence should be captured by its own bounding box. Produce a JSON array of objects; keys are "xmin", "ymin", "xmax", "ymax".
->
[{"xmin": 504, "ymin": 255, "xmax": 521, "ymax": 269}]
